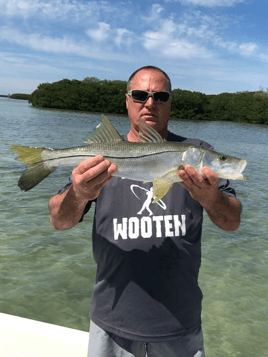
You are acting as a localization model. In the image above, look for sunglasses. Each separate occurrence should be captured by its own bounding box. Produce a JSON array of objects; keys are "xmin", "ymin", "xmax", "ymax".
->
[{"xmin": 128, "ymin": 90, "xmax": 171, "ymax": 103}]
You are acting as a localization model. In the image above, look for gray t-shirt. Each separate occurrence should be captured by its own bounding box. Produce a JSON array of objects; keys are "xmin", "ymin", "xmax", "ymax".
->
[{"xmin": 59, "ymin": 131, "xmax": 236, "ymax": 342}]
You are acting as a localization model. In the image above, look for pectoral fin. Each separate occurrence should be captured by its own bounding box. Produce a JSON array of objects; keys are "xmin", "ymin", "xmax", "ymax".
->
[
  {"xmin": 152, "ymin": 179, "xmax": 173, "ymax": 203},
  {"xmin": 152, "ymin": 169, "xmax": 181, "ymax": 202}
]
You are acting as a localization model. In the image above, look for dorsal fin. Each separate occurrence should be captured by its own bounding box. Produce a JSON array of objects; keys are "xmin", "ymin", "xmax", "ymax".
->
[
  {"xmin": 84, "ymin": 114, "xmax": 123, "ymax": 144},
  {"xmin": 137, "ymin": 119, "xmax": 165, "ymax": 143}
]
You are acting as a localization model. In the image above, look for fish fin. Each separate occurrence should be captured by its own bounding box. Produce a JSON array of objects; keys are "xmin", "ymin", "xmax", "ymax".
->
[
  {"xmin": 11, "ymin": 145, "xmax": 56, "ymax": 191},
  {"xmin": 137, "ymin": 119, "xmax": 165, "ymax": 143},
  {"xmin": 161, "ymin": 169, "xmax": 181, "ymax": 182},
  {"xmin": 84, "ymin": 114, "xmax": 123, "ymax": 143},
  {"xmin": 11, "ymin": 145, "xmax": 46, "ymax": 164},
  {"xmin": 239, "ymin": 175, "xmax": 248, "ymax": 181},
  {"xmin": 18, "ymin": 162, "xmax": 56, "ymax": 191},
  {"xmin": 152, "ymin": 179, "xmax": 173, "ymax": 203}
]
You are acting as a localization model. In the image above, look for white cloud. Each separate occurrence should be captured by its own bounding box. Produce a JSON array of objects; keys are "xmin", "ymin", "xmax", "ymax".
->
[
  {"xmin": 164, "ymin": 40, "xmax": 212, "ymax": 59},
  {"xmin": 163, "ymin": 11, "xmax": 258, "ymax": 58},
  {"xmin": 0, "ymin": 0, "xmax": 135, "ymax": 51},
  {"xmin": 114, "ymin": 28, "xmax": 134, "ymax": 47},
  {"xmin": 87, "ymin": 22, "xmax": 111, "ymax": 42},
  {"xmin": 86, "ymin": 23, "xmax": 135, "ymax": 49},
  {"xmin": 0, "ymin": 26, "xmax": 137, "ymax": 64},
  {"xmin": 0, "ymin": 26, "xmax": 81, "ymax": 54},
  {"xmin": 178, "ymin": 0, "xmax": 246, "ymax": 7},
  {"xmin": 259, "ymin": 53, "xmax": 268, "ymax": 62},
  {"xmin": 0, "ymin": 0, "xmax": 32, "ymax": 17},
  {"xmin": 239, "ymin": 43, "xmax": 258, "ymax": 55},
  {"xmin": 143, "ymin": 19, "xmax": 212, "ymax": 59},
  {"xmin": 144, "ymin": 4, "xmax": 164, "ymax": 22},
  {"xmin": 0, "ymin": 0, "xmax": 105, "ymax": 22},
  {"xmin": 144, "ymin": 19, "xmax": 177, "ymax": 41}
]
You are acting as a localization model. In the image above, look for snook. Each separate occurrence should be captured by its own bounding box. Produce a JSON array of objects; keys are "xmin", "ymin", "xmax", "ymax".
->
[{"xmin": 11, "ymin": 115, "xmax": 247, "ymax": 202}]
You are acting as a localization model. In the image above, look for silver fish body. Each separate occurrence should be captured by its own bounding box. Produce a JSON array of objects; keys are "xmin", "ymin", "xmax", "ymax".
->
[{"xmin": 11, "ymin": 115, "xmax": 247, "ymax": 201}]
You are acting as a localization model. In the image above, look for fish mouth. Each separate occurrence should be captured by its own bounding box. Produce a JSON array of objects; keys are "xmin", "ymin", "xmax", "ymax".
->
[
  {"xmin": 217, "ymin": 159, "xmax": 248, "ymax": 180},
  {"xmin": 227, "ymin": 159, "xmax": 248, "ymax": 180},
  {"xmin": 238, "ymin": 159, "xmax": 247, "ymax": 174},
  {"xmin": 236, "ymin": 159, "xmax": 248, "ymax": 180}
]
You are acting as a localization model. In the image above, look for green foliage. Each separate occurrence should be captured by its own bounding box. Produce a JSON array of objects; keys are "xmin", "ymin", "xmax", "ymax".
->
[
  {"xmin": 170, "ymin": 89, "xmax": 209, "ymax": 121},
  {"xmin": 10, "ymin": 93, "xmax": 31, "ymax": 100},
  {"xmin": 170, "ymin": 90, "xmax": 268, "ymax": 124},
  {"xmin": 30, "ymin": 78, "xmax": 127, "ymax": 115},
  {"xmin": 206, "ymin": 92, "xmax": 268, "ymax": 124},
  {"xmin": 30, "ymin": 78, "xmax": 268, "ymax": 125}
]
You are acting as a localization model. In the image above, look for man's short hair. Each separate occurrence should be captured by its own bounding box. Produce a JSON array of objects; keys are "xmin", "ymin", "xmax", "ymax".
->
[{"xmin": 127, "ymin": 66, "xmax": 172, "ymax": 93}]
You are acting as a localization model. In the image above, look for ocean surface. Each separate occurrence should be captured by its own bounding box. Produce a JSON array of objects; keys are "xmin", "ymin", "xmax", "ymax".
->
[{"xmin": 0, "ymin": 97, "xmax": 267, "ymax": 356}]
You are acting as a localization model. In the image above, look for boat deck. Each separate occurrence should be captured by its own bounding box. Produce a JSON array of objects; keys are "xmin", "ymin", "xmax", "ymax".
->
[{"xmin": 0, "ymin": 313, "xmax": 89, "ymax": 356}]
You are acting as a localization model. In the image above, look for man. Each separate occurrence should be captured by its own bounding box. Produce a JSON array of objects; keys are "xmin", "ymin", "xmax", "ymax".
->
[{"xmin": 49, "ymin": 66, "xmax": 242, "ymax": 357}]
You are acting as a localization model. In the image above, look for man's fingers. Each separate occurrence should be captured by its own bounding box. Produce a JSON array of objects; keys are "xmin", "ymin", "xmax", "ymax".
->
[
  {"xmin": 178, "ymin": 165, "xmax": 205, "ymax": 187},
  {"xmin": 74, "ymin": 155, "xmax": 107, "ymax": 175},
  {"xmin": 73, "ymin": 156, "xmax": 117, "ymax": 184},
  {"xmin": 93, "ymin": 174, "xmax": 115, "ymax": 192},
  {"xmin": 82, "ymin": 160, "xmax": 113, "ymax": 182},
  {"xmin": 83, "ymin": 162, "xmax": 117, "ymax": 187},
  {"xmin": 71, "ymin": 156, "xmax": 118, "ymax": 201},
  {"xmin": 201, "ymin": 166, "xmax": 218, "ymax": 185},
  {"xmin": 179, "ymin": 165, "xmax": 218, "ymax": 187}
]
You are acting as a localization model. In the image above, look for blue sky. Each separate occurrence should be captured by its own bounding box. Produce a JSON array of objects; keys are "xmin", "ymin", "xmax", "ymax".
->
[{"xmin": 1, "ymin": 0, "xmax": 268, "ymax": 95}]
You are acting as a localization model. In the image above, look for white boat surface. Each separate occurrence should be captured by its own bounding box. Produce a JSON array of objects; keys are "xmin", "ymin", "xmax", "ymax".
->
[{"xmin": 0, "ymin": 312, "xmax": 89, "ymax": 356}]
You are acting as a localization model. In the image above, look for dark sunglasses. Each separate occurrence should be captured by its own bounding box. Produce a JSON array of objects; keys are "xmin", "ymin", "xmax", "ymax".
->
[{"xmin": 128, "ymin": 90, "xmax": 171, "ymax": 103}]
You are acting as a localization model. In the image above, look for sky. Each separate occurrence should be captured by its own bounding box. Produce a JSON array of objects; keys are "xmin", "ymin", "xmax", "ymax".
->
[{"xmin": 1, "ymin": 0, "xmax": 268, "ymax": 95}]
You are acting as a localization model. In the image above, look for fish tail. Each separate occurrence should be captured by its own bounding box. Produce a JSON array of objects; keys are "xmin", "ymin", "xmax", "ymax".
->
[
  {"xmin": 18, "ymin": 162, "xmax": 55, "ymax": 191},
  {"xmin": 11, "ymin": 145, "xmax": 55, "ymax": 191}
]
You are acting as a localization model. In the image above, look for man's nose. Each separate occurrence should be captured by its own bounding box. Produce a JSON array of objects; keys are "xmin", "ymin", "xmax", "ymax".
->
[{"xmin": 144, "ymin": 96, "xmax": 156, "ymax": 107}]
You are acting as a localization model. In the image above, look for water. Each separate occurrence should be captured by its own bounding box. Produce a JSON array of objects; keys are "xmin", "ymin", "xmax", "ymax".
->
[{"xmin": 1, "ymin": 97, "xmax": 267, "ymax": 356}]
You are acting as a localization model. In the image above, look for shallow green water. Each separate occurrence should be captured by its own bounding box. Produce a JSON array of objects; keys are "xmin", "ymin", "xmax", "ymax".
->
[{"xmin": 1, "ymin": 98, "xmax": 267, "ymax": 356}]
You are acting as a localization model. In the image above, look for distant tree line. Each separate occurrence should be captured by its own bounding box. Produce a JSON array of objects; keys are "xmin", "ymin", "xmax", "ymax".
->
[
  {"xmin": 29, "ymin": 77, "xmax": 268, "ymax": 125},
  {"xmin": 10, "ymin": 94, "xmax": 31, "ymax": 100}
]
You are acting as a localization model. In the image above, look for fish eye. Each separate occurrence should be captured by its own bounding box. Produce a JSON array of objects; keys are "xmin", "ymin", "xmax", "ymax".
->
[{"xmin": 220, "ymin": 155, "xmax": 227, "ymax": 161}]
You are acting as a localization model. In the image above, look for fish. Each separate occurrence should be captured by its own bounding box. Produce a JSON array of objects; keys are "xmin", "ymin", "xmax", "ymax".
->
[{"xmin": 11, "ymin": 114, "xmax": 247, "ymax": 202}]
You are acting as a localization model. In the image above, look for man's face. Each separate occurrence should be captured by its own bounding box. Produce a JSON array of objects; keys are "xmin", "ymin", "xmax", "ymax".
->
[{"xmin": 126, "ymin": 69, "xmax": 171, "ymax": 140}]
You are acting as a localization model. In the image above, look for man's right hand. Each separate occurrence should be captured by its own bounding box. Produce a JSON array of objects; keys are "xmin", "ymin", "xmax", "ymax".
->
[
  {"xmin": 72, "ymin": 155, "xmax": 118, "ymax": 202},
  {"xmin": 49, "ymin": 155, "xmax": 117, "ymax": 230}
]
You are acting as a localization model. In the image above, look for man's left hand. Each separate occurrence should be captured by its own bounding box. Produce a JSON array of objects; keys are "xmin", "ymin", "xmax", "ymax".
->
[
  {"xmin": 178, "ymin": 164, "xmax": 242, "ymax": 231},
  {"xmin": 178, "ymin": 165, "xmax": 220, "ymax": 208}
]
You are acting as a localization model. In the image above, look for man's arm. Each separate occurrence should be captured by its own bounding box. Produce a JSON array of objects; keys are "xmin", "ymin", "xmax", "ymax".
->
[
  {"xmin": 49, "ymin": 155, "xmax": 117, "ymax": 230},
  {"xmin": 178, "ymin": 165, "xmax": 242, "ymax": 232}
]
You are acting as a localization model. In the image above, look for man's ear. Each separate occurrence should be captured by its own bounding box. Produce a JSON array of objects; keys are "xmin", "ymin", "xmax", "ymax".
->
[{"xmin": 125, "ymin": 93, "xmax": 129, "ymax": 110}]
